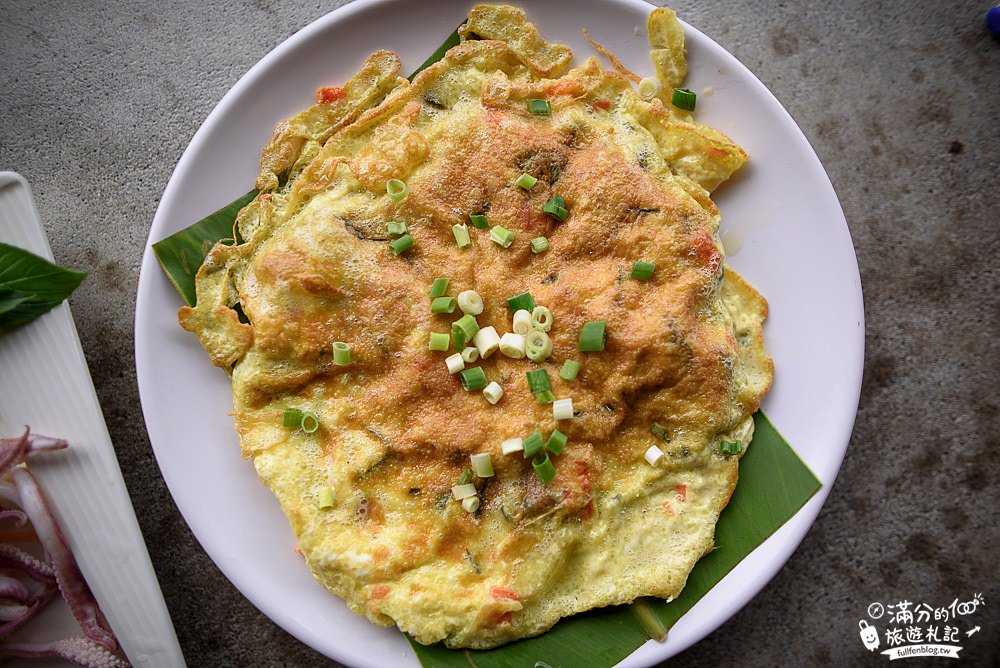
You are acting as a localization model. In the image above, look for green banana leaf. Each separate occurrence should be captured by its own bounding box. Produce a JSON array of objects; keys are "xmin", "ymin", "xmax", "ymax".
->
[
  {"xmin": 152, "ymin": 24, "xmax": 822, "ymax": 668},
  {"xmin": 152, "ymin": 189, "xmax": 258, "ymax": 307}
]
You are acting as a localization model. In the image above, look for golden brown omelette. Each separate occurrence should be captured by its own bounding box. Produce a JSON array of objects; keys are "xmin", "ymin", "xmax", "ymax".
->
[{"xmin": 178, "ymin": 4, "xmax": 773, "ymax": 649}]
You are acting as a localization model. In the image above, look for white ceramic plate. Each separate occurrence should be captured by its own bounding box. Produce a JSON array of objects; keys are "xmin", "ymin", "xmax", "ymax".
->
[
  {"xmin": 0, "ymin": 172, "xmax": 185, "ymax": 667},
  {"xmin": 135, "ymin": 1, "xmax": 864, "ymax": 666}
]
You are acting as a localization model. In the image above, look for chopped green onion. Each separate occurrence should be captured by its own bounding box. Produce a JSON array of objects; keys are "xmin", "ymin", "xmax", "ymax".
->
[
  {"xmin": 545, "ymin": 429, "xmax": 568, "ymax": 456},
  {"xmin": 578, "ymin": 321, "xmax": 607, "ymax": 352},
  {"xmin": 500, "ymin": 437, "xmax": 523, "ymax": 455},
  {"xmin": 559, "ymin": 359, "xmax": 581, "ymax": 381},
  {"xmin": 530, "ymin": 236, "xmax": 550, "ymax": 253},
  {"xmin": 530, "ymin": 306, "xmax": 552, "ymax": 332},
  {"xmin": 499, "ymin": 332, "xmax": 526, "ymax": 358},
  {"xmin": 386, "ymin": 178, "xmax": 408, "ymax": 201},
  {"xmin": 630, "ymin": 261, "xmax": 656, "ymax": 281},
  {"xmin": 473, "ymin": 326, "xmax": 501, "ymax": 359},
  {"xmin": 525, "ymin": 330, "xmax": 553, "ymax": 362},
  {"xmin": 489, "ymin": 225, "xmax": 515, "ymax": 248},
  {"xmin": 512, "ymin": 309, "xmax": 532, "ymax": 335},
  {"xmin": 506, "ymin": 292, "xmax": 536, "ymax": 313},
  {"xmin": 514, "ymin": 173, "xmax": 537, "ymax": 189},
  {"xmin": 527, "ymin": 98, "xmax": 552, "ymax": 115},
  {"xmin": 428, "ymin": 332, "xmax": 450, "ymax": 351},
  {"xmin": 469, "ymin": 213, "xmax": 489, "ymax": 229},
  {"xmin": 631, "ymin": 599, "xmax": 668, "ymax": 642},
  {"xmin": 282, "ymin": 408, "xmax": 303, "ymax": 428},
  {"xmin": 526, "ymin": 368, "xmax": 552, "ymax": 395},
  {"xmin": 456, "ymin": 468, "xmax": 473, "ymax": 486},
  {"xmin": 386, "ymin": 221, "xmax": 407, "ymax": 236},
  {"xmin": 452, "ymin": 223, "xmax": 471, "ymax": 249},
  {"xmin": 720, "ymin": 440, "xmax": 742, "ymax": 456},
  {"xmin": 671, "ymin": 87, "xmax": 697, "ymax": 111},
  {"xmin": 461, "ymin": 346, "xmax": 480, "ymax": 363},
  {"xmin": 460, "ymin": 366, "xmax": 488, "ymax": 391},
  {"xmin": 452, "ymin": 329, "xmax": 467, "ymax": 351},
  {"xmin": 452, "ymin": 482, "xmax": 477, "ymax": 500},
  {"xmin": 483, "ymin": 381, "xmax": 504, "ymax": 405},
  {"xmin": 650, "ymin": 422, "xmax": 669, "ymax": 440},
  {"xmin": 445, "ymin": 353, "xmax": 465, "ymax": 374},
  {"xmin": 431, "ymin": 296, "xmax": 457, "ymax": 314},
  {"xmin": 332, "ymin": 341, "xmax": 352, "ymax": 366},
  {"xmin": 532, "ymin": 453, "xmax": 557, "ymax": 484},
  {"xmin": 389, "ymin": 234, "xmax": 413, "ymax": 255},
  {"xmin": 644, "ymin": 444, "xmax": 665, "ymax": 466},
  {"xmin": 317, "ymin": 486, "xmax": 335, "ymax": 509},
  {"xmin": 552, "ymin": 398, "xmax": 574, "ymax": 420},
  {"xmin": 452, "ymin": 313, "xmax": 480, "ymax": 343},
  {"xmin": 300, "ymin": 410, "xmax": 320, "ymax": 434},
  {"xmin": 522, "ymin": 431, "xmax": 544, "ymax": 458},
  {"xmin": 429, "ymin": 277, "xmax": 450, "ymax": 298},
  {"xmin": 542, "ymin": 194, "xmax": 568, "ymax": 222},
  {"xmin": 637, "ymin": 77, "xmax": 661, "ymax": 101},
  {"xmin": 457, "ymin": 290, "xmax": 483, "ymax": 315},
  {"xmin": 461, "ymin": 496, "xmax": 481, "ymax": 513},
  {"xmin": 470, "ymin": 453, "xmax": 495, "ymax": 478}
]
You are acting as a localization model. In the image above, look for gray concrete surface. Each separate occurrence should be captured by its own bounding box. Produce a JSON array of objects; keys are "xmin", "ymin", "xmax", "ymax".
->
[{"xmin": 1, "ymin": 0, "xmax": 997, "ymax": 666}]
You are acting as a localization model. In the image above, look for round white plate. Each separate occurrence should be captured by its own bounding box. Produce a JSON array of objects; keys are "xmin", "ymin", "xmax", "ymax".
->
[{"xmin": 135, "ymin": 0, "xmax": 863, "ymax": 666}]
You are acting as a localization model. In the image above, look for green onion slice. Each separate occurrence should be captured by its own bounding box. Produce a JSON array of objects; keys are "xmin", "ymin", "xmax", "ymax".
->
[
  {"xmin": 428, "ymin": 332, "xmax": 450, "ymax": 351},
  {"xmin": 578, "ymin": 321, "xmax": 607, "ymax": 352},
  {"xmin": 452, "ymin": 313, "xmax": 480, "ymax": 342},
  {"xmin": 542, "ymin": 194, "xmax": 568, "ymax": 222},
  {"xmin": 460, "ymin": 366, "xmax": 488, "ymax": 391},
  {"xmin": 506, "ymin": 292, "xmax": 536, "ymax": 313},
  {"xmin": 530, "ymin": 306, "xmax": 553, "ymax": 332},
  {"xmin": 461, "ymin": 495, "xmax": 480, "ymax": 513},
  {"xmin": 332, "ymin": 341, "xmax": 352, "ymax": 366},
  {"xmin": 526, "ymin": 368, "xmax": 552, "ymax": 395},
  {"xmin": 457, "ymin": 290, "xmax": 483, "ymax": 316},
  {"xmin": 452, "ymin": 482, "xmax": 477, "ymax": 500},
  {"xmin": 525, "ymin": 330, "xmax": 553, "ymax": 362},
  {"xmin": 461, "ymin": 346, "xmax": 480, "ymax": 363},
  {"xmin": 630, "ymin": 261, "xmax": 656, "ymax": 281},
  {"xmin": 386, "ymin": 178, "xmax": 408, "ymax": 201},
  {"xmin": 530, "ymin": 236, "xmax": 550, "ymax": 253},
  {"xmin": 559, "ymin": 359, "xmax": 580, "ymax": 381},
  {"xmin": 452, "ymin": 223, "xmax": 471, "ymax": 249},
  {"xmin": 514, "ymin": 173, "xmax": 537, "ymax": 189},
  {"xmin": 671, "ymin": 87, "xmax": 697, "ymax": 111},
  {"xmin": 489, "ymin": 225, "xmax": 515, "ymax": 248},
  {"xmin": 522, "ymin": 431, "xmax": 544, "ymax": 459},
  {"xmin": 431, "ymin": 296, "xmax": 457, "ymax": 314},
  {"xmin": 527, "ymin": 99, "xmax": 552, "ymax": 115},
  {"xmin": 720, "ymin": 440, "xmax": 742, "ymax": 456},
  {"xmin": 469, "ymin": 213, "xmax": 489, "ymax": 229},
  {"xmin": 282, "ymin": 408, "xmax": 303, "ymax": 428},
  {"xmin": 470, "ymin": 453, "xmax": 494, "ymax": 478},
  {"xmin": 317, "ymin": 487, "xmax": 335, "ymax": 509},
  {"xmin": 389, "ymin": 234, "xmax": 413, "ymax": 256},
  {"xmin": 637, "ymin": 77, "xmax": 661, "ymax": 101},
  {"xmin": 650, "ymin": 422, "xmax": 669, "ymax": 440},
  {"xmin": 386, "ymin": 221, "xmax": 408, "ymax": 236},
  {"xmin": 429, "ymin": 277, "xmax": 449, "ymax": 298},
  {"xmin": 545, "ymin": 429, "xmax": 568, "ymax": 456},
  {"xmin": 532, "ymin": 453, "xmax": 557, "ymax": 484},
  {"xmin": 456, "ymin": 468, "xmax": 473, "ymax": 486},
  {"xmin": 300, "ymin": 410, "xmax": 320, "ymax": 434}
]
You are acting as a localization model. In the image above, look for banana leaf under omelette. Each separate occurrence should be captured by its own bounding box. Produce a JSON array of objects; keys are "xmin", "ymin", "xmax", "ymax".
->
[{"xmin": 177, "ymin": 4, "xmax": 773, "ymax": 649}]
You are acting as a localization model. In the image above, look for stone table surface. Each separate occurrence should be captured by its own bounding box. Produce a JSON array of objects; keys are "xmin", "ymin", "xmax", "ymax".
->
[{"xmin": 1, "ymin": 0, "xmax": 997, "ymax": 666}]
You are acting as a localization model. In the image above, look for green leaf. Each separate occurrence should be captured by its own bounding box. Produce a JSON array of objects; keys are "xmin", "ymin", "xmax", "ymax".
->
[
  {"xmin": 408, "ymin": 28, "xmax": 461, "ymax": 82},
  {"xmin": 406, "ymin": 412, "xmax": 821, "ymax": 667},
  {"xmin": 0, "ymin": 243, "xmax": 87, "ymax": 333},
  {"xmin": 151, "ymin": 189, "xmax": 258, "ymax": 307}
]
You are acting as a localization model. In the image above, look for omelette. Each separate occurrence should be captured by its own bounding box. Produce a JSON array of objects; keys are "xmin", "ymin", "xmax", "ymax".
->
[{"xmin": 177, "ymin": 4, "xmax": 773, "ymax": 649}]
